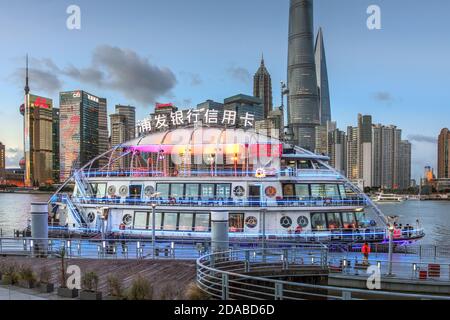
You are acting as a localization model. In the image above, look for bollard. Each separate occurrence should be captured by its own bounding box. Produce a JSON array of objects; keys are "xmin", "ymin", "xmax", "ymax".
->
[
  {"xmin": 211, "ymin": 211, "xmax": 229, "ymax": 255},
  {"xmin": 30, "ymin": 203, "xmax": 49, "ymax": 257}
]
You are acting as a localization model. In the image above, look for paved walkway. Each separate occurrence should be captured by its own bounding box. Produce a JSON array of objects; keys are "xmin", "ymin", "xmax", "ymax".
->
[{"xmin": 0, "ymin": 285, "xmax": 47, "ymax": 300}]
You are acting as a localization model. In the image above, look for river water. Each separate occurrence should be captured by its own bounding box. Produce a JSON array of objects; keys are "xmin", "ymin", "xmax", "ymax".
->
[{"xmin": 0, "ymin": 193, "xmax": 449, "ymax": 244}]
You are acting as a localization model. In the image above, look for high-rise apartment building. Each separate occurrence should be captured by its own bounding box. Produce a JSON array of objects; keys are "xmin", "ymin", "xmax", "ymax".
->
[
  {"xmin": 438, "ymin": 128, "xmax": 450, "ymax": 178},
  {"xmin": 253, "ymin": 56, "xmax": 273, "ymax": 118},
  {"xmin": 98, "ymin": 98, "xmax": 109, "ymax": 168},
  {"xmin": 0, "ymin": 142, "xmax": 5, "ymax": 181},
  {"xmin": 346, "ymin": 126, "xmax": 359, "ymax": 180},
  {"xmin": 115, "ymin": 105, "xmax": 136, "ymax": 141},
  {"xmin": 328, "ymin": 128, "xmax": 346, "ymax": 175},
  {"xmin": 358, "ymin": 114, "xmax": 373, "ymax": 187},
  {"xmin": 398, "ymin": 140, "xmax": 412, "ymax": 190}
]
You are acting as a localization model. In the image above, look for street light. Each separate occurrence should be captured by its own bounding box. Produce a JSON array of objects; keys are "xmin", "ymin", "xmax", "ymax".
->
[
  {"xmin": 386, "ymin": 216, "xmax": 399, "ymax": 276},
  {"xmin": 151, "ymin": 201, "xmax": 157, "ymax": 259}
]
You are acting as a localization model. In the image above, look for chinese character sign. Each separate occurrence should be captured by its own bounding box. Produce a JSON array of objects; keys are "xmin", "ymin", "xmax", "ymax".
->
[{"xmin": 136, "ymin": 108, "xmax": 255, "ymax": 135}]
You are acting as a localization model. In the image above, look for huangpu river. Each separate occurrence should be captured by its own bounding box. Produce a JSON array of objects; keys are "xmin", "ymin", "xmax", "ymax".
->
[{"xmin": 0, "ymin": 193, "xmax": 449, "ymax": 245}]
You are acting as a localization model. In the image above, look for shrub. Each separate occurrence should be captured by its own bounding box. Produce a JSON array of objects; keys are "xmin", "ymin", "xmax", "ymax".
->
[
  {"xmin": 38, "ymin": 266, "xmax": 52, "ymax": 284},
  {"xmin": 2, "ymin": 263, "xmax": 20, "ymax": 284},
  {"xmin": 82, "ymin": 271, "xmax": 99, "ymax": 292},
  {"xmin": 159, "ymin": 283, "xmax": 182, "ymax": 300},
  {"xmin": 184, "ymin": 282, "xmax": 210, "ymax": 300},
  {"xmin": 107, "ymin": 275, "xmax": 124, "ymax": 298},
  {"xmin": 127, "ymin": 275, "xmax": 153, "ymax": 300},
  {"xmin": 18, "ymin": 265, "xmax": 36, "ymax": 284}
]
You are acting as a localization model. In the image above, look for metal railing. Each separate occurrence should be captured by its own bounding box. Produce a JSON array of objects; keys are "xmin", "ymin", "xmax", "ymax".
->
[
  {"xmin": 197, "ymin": 247, "xmax": 450, "ymax": 300},
  {"xmin": 52, "ymin": 194, "xmax": 368, "ymax": 209}
]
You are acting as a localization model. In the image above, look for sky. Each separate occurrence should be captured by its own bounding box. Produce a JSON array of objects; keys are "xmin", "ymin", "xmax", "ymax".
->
[{"xmin": 0, "ymin": 0, "xmax": 449, "ymax": 180}]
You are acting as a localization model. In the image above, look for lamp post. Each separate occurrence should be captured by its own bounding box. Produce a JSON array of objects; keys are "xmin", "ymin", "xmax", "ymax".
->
[
  {"xmin": 151, "ymin": 202, "xmax": 157, "ymax": 259},
  {"xmin": 387, "ymin": 216, "xmax": 398, "ymax": 276}
]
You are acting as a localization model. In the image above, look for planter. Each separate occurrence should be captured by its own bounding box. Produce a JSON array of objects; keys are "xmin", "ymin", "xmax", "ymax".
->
[
  {"xmin": 39, "ymin": 283, "xmax": 55, "ymax": 293},
  {"xmin": 18, "ymin": 280, "xmax": 35, "ymax": 289},
  {"xmin": 1, "ymin": 275, "xmax": 13, "ymax": 286},
  {"xmin": 57, "ymin": 287, "xmax": 79, "ymax": 298},
  {"xmin": 80, "ymin": 290, "xmax": 102, "ymax": 301}
]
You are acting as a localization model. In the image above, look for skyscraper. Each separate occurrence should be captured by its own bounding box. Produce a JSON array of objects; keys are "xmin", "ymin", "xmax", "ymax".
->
[
  {"xmin": 0, "ymin": 142, "xmax": 6, "ymax": 174},
  {"xmin": 328, "ymin": 128, "xmax": 347, "ymax": 175},
  {"xmin": 21, "ymin": 57, "xmax": 54, "ymax": 186},
  {"xmin": 287, "ymin": 0, "xmax": 320, "ymax": 150},
  {"xmin": 438, "ymin": 128, "xmax": 450, "ymax": 178},
  {"xmin": 115, "ymin": 105, "xmax": 136, "ymax": 141},
  {"xmin": 253, "ymin": 55, "xmax": 273, "ymax": 118},
  {"xmin": 59, "ymin": 90, "xmax": 102, "ymax": 181},
  {"xmin": 398, "ymin": 140, "xmax": 412, "ymax": 189},
  {"xmin": 52, "ymin": 108, "xmax": 60, "ymax": 183},
  {"xmin": 315, "ymin": 28, "xmax": 331, "ymax": 125},
  {"xmin": 346, "ymin": 126, "xmax": 359, "ymax": 180},
  {"xmin": 358, "ymin": 114, "xmax": 373, "ymax": 187},
  {"xmin": 98, "ymin": 98, "xmax": 109, "ymax": 168}
]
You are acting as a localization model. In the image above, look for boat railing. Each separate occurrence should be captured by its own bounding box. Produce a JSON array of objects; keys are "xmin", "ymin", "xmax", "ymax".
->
[
  {"xmin": 81, "ymin": 168, "xmax": 340, "ymax": 179},
  {"xmin": 64, "ymin": 195, "xmax": 368, "ymax": 208}
]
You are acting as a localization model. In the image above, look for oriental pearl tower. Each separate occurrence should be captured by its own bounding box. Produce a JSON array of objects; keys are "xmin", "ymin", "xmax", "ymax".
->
[{"xmin": 286, "ymin": 0, "xmax": 320, "ymax": 151}]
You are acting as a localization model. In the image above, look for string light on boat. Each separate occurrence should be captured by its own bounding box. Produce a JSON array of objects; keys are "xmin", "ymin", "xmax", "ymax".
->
[{"xmin": 255, "ymin": 168, "xmax": 266, "ymax": 178}]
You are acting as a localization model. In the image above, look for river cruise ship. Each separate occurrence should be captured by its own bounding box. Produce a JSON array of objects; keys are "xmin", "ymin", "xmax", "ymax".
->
[{"xmin": 49, "ymin": 126, "xmax": 424, "ymax": 244}]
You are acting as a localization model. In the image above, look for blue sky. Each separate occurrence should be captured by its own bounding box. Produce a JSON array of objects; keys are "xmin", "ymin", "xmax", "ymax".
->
[{"xmin": 0, "ymin": 0, "xmax": 449, "ymax": 180}]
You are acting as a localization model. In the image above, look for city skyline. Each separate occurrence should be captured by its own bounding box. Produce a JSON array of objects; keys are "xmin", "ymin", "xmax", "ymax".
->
[{"xmin": 1, "ymin": 0, "xmax": 450, "ymax": 181}]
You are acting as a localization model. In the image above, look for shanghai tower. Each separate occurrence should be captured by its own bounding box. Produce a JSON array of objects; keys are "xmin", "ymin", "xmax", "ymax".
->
[{"xmin": 287, "ymin": 0, "xmax": 320, "ymax": 150}]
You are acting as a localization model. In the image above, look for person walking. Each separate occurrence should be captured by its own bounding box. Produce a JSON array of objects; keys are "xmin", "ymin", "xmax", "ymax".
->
[{"xmin": 362, "ymin": 242, "xmax": 371, "ymax": 265}]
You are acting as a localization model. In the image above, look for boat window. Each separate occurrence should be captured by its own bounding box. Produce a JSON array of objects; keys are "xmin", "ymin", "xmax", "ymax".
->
[
  {"xmin": 129, "ymin": 185, "xmax": 142, "ymax": 199},
  {"xmin": 311, "ymin": 213, "xmax": 327, "ymax": 230},
  {"xmin": 338, "ymin": 185, "xmax": 347, "ymax": 198},
  {"xmin": 229, "ymin": 214, "xmax": 244, "ymax": 233},
  {"xmin": 96, "ymin": 183, "xmax": 107, "ymax": 198},
  {"xmin": 201, "ymin": 184, "xmax": 215, "ymax": 198},
  {"xmin": 148, "ymin": 211, "xmax": 163, "ymax": 230},
  {"xmin": 283, "ymin": 184, "xmax": 295, "ymax": 197},
  {"xmin": 311, "ymin": 184, "xmax": 340, "ymax": 198},
  {"xmin": 355, "ymin": 212, "xmax": 369, "ymax": 228},
  {"xmin": 327, "ymin": 213, "xmax": 343, "ymax": 229},
  {"xmin": 342, "ymin": 212, "xmax": 357, "ymax": 228},
  {"xmin": 295, "ymin": 184, "xmax": 310, "ymax": 198},
  {"xmin": 194, "ymin": 214, "xmax": 210, "ymax": 232},
  {"xmin": 163, "ymin": 213, "xmax": 178, "ymax": 231},
  {"xmin": 178, "ymin": 213, "xmax": 194, "ymax": 231},
  {"xmin": 313, "ymin": 161, "xmax": 328, "ymax": 169},
  {"xmin": 186, "ymin": 184, "xmax": 199, "ymax": 198},
  {"xmin": 310, "ymin": 184, "xmax": 326, "ymax": 198},
  {"xmin": 216, "ymin": 184, "xmax": 231, "ymax": 198},
  {"xmin": 324, "ymin": 185, "xmax": 340, "ymax": 198},
  {"xmin": 170, "ymin": 184, "xmax": 184, "ymax": 198},
  {"xmin": 157, "ymin": 184, "xmax": 170, "ymax": 198},
  {"xmin": 298, "ymin": 160, "xmax": 313, "ymax": 169},
  {"xmin": 133, "ymin": 212, "xmax": 148, "ymax": 230}
]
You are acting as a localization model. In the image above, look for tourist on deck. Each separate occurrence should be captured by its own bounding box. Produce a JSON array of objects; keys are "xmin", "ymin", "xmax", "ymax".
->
[
  {"xmin": 295, "ymin": 225, "xmax": 303, "ymax": 235},
  {"xmin": 362, "ymin": 242, "xmax": 371, "ymax": 265}
]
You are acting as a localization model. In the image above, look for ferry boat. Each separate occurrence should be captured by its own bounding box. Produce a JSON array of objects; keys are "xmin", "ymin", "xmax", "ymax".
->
[
  {"xmin": 372, "ymin": 193, "xmax": 406, "ymax": 203},
  {"xmin": 48, "ymin": 126, "xmax": 424, "ymax": 244}
]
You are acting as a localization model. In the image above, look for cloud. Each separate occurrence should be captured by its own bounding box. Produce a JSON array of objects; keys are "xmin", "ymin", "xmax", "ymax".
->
[
  {"xmin": 5, "ymin": 148, "xmax": 23, "ymax": 168},
  {"xmin": 372, "ymin": 91, "xmax": 395, "ymax": 104},
  {"xmin": 227, "ymin": 66, "xmax": 251, "ymax": 83},
  {"xmin": 12, "ymin": 47, "xmax": 178, "ymax": 106},
  {"xmin": 77, "ymin": 45, "xmax": 177, "ymax": 105},
  {"xmin": 11, "ymin": 57, "xmax": 63, "ymax": 94},
  {"xmin": 408, "ymin": 134, "xmax": 437, "ymax": 144}
]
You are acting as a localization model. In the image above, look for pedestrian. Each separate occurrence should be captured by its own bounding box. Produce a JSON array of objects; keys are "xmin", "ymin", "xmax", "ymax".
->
[{"xmin": 362, "ymin": 242, "xmax": 371, "ymax": 265}]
